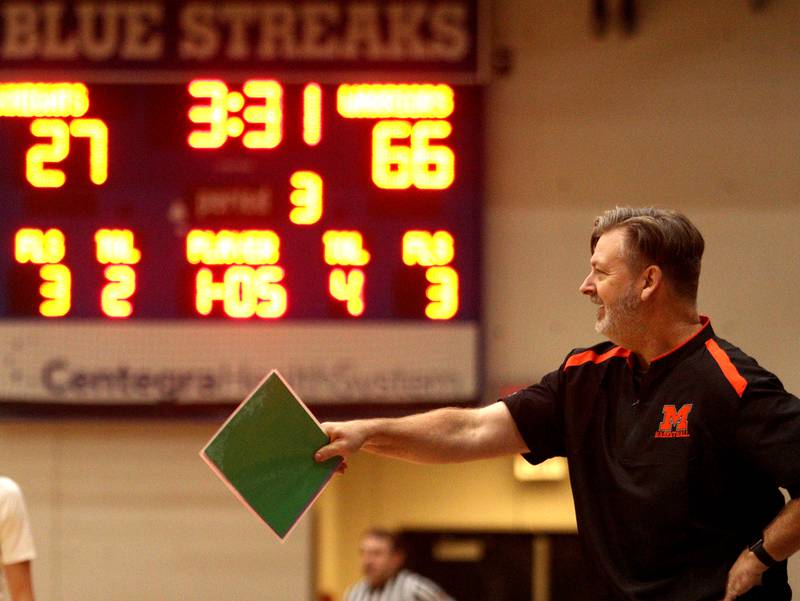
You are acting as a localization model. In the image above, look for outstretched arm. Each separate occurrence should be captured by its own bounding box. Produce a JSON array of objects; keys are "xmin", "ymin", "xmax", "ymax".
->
[{"xmin": 315, "ymin": 401, "xmax": 528, "ymax": 464}]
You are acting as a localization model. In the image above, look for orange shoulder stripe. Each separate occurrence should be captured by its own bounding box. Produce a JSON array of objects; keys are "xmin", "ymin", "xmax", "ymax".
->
[
  {"xmin": 563, "ymin": 346, "xmax": 630, "ymax": 370},
  {"xmin": 705, "ymin": 339, "xmax": 747, "ymax": 398}
]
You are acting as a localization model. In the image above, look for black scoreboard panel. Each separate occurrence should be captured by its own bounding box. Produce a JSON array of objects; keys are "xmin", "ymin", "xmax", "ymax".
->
[
  {"xmin": 0, "ymin": 81, "xmax": 483, "ymax": 406},
  {"xmin": 0, "ymin": 0, "xmax": 484, "ymax": 406},
  {"xmin": 0, "ymin": 81, "xmax": 480, "ymax": 322}
]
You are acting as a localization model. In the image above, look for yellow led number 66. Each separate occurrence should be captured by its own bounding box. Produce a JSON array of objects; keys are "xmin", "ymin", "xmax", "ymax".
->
[
  {"xmin": 26, "ymin": 118, "xmax": 108, "ymax": 188},
  {"xmin": 371, "ymin": 120, "xmax": 455, "ymax": 190}
]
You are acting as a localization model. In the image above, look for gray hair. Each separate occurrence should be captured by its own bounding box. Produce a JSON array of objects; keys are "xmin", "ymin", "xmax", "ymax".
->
[{"xmin": 591, "ymin": 207, "xmax": 704, "ymax": 301}]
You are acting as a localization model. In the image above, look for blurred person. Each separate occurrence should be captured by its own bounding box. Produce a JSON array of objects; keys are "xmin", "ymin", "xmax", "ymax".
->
[
  {"xmin": 0, "ymin": 477, "xmax": 35, "ymax": 601},
  {"xmin": 344, "ymin": 529, "xmax": 455, "ymax": 601},
  {"xmin": 316, "ymin": 207, "xmax": 800, "ymax": 601}
]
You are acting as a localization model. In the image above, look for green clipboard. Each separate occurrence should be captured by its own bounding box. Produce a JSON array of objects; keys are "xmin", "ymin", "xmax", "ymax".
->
[{"xmin": 200, "ymin": 370, "xmax": 342, "ymax": 540}]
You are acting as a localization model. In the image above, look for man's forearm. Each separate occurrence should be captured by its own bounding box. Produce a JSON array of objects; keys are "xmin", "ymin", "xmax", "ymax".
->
[
  {"xmin": 762, "ymin": 497, "xmax": 800, "ymax": 561},
  {"xmin": 359, "ymin": 407, "xmax": 485, "ymax": 463},
  {"xmin": 720, "ymin": 496, "xmax": 800, "ymax": 600}
]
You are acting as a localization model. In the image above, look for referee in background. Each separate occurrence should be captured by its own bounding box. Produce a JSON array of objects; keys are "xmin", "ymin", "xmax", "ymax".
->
[{"xmin": 344, "ymin": 529, "xmax": 455, "ymax": 601}]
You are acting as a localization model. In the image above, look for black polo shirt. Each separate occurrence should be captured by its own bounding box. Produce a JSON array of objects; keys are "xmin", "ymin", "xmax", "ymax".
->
[{"xmin": 503, "ymin": 317, "xmax": 800, "ymax": 601}]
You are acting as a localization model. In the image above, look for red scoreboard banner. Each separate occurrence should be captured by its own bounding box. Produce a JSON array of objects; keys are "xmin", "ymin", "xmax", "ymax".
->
[{"xmin": 0, "ymin": 0, "xmax": 488, "ymax": 82}]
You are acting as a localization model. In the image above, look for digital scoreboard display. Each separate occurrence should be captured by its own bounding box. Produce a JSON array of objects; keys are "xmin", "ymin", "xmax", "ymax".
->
[{"xmin": 0, "ymin": 0, "xmax": 484, "ymax": 406}]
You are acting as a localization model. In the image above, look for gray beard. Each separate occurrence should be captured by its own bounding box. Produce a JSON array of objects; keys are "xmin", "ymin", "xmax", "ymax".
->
[{"xmin": 595, "ymin": 287, "xmax": 642, "ymax": 342}]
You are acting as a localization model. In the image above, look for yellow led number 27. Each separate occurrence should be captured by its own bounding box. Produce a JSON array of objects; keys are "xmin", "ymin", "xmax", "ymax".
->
[{"xmin": 26, "ymin": 118, "xmax": 108, "ymax": 188}]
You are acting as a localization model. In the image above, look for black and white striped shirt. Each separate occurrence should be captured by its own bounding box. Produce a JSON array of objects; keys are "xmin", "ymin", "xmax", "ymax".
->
[{"xmin": 344, "ymin": 569, "xmax": 455, "ymax": 601}]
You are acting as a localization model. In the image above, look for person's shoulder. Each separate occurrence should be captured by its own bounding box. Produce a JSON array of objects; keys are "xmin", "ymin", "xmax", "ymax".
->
[
  {"xmin": 561, "ymin": 340, "xmax": 629, "ymax": 371},
  {"xmin": 565, "ymin": 340, "xmax": 620, "ymax": 357},
  {"xmin": 343, "ymin": 579, "xmax": 367, "ymax": 601},
  {"xmin": 0, "ymin": 476, "xmax": 23, "ymax": 497},
  {"xmin": 703, "ymin": 334, "xmax": 784, "ymax": 396},
  {"xmin": 0, "ymin": 477, "xmax": 26, "ymax": 517},
  {"xmin": 399, "ymin": 570, "xmax": 449, "ymax": 597},
  {"xmin": 705, "ymin": 336, "xmax": 769, "ymax": 372}
]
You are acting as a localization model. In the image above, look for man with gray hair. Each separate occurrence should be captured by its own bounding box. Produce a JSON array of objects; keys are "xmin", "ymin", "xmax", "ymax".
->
[{"xmin": 316, "ymin": 208, "xmax": 800, "ymax": 601}]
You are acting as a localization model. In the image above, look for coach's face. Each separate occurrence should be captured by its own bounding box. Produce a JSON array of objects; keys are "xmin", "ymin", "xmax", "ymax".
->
[
  {"xmin": 359, "ymin": 535, "xmax": 403, "ymax": 587},
  {"xmin": 579, "ymin": 228, "xmax": 643, "ymax": 344}
]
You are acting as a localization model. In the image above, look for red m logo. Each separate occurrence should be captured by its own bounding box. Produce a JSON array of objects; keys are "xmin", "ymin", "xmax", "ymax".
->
[{"xmin": 658, "ymin": 404, "xmax": 693, "ymax": 432}]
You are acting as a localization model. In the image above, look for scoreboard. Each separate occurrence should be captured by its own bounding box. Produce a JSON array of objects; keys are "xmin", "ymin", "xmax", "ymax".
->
[{"xmin": 0, "ymin": 0, "xmax": 484, "ymax": 406}]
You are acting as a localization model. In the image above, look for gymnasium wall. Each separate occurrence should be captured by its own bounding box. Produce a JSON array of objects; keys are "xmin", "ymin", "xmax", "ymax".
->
[
  {"xmin": 1, "ymin": 1, "xmax": 799, "ymax": 600},
  {"xmin": 0, "ymin": 421, "xmax": 314, "ymax": 601}
]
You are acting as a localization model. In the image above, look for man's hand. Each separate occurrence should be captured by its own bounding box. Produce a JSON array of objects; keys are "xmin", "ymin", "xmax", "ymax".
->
[
  {"xmin": 720, "ymin": 548, "xmax": 767, "ymax": 601},
  {"xmin": 315, "ymin": 420, "xmax": 369, "ymax": 464}
]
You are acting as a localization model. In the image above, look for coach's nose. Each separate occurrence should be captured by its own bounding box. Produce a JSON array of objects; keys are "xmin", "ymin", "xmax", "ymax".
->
[{"xmin": 579, "ymin": 272, "xmax": 595, "ymax": 296}]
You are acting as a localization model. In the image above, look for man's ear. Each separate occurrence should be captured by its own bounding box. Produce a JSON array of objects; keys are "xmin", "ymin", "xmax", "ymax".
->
[{"xmin": 640, "ymin": 265, "xmax": 662, "ymax": 301}]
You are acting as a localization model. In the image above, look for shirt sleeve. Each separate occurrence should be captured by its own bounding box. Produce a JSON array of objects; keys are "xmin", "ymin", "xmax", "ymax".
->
[
  {"xmin": 0, "ymin": 480, "xmax": 36, "ymax": 565},
  {"xmin": 502, "ymin": 367, "xmax": 565, "ymax": 465},
  {"xmin": 734, "ymin": 362, "xmax": 800, "ymax": 499}
]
